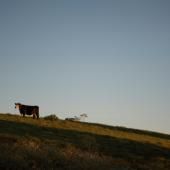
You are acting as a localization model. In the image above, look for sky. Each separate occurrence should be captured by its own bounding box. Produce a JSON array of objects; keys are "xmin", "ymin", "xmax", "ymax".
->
[{"xmin": 0, "ymin": 0, "xmax": 170, "ymax": 134}]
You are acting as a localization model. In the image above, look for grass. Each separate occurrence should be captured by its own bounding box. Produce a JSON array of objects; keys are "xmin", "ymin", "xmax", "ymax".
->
[{"xmin": 0, "ymin": 113, "xmax": 170, "ymax": 169}]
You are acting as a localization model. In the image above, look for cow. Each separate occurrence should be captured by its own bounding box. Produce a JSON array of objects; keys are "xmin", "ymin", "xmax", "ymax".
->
[{"xmin": 15, "ymin": 103, "xmax": 39, "ymax": 119}]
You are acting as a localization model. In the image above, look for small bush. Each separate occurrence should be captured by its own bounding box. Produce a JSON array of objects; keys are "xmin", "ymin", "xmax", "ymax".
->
[{"xmin": 43, "ymin": 114, "xmax": 59, "ymax": 121}]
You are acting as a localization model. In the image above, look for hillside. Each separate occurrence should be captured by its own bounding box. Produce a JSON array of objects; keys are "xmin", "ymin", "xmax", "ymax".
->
[{"xmin": 0, "ymin": 113, "xmax": 170, "ymax": 170}]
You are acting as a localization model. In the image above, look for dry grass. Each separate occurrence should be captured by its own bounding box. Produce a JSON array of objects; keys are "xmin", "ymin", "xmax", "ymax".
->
[{"xmin": 0, "ymin": 113, "xmax": 170, "ymax": 169}]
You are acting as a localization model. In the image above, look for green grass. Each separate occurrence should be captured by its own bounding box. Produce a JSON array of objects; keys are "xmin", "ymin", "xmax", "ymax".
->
[{"xmin": 0, "ymin": 113, "xmax": 170, "ymax": 170}]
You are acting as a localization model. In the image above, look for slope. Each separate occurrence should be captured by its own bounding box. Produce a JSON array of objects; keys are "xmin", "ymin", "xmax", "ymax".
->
[{"xmin": 0, "ymin": 113, "xmax": 170, "ymax": 170}]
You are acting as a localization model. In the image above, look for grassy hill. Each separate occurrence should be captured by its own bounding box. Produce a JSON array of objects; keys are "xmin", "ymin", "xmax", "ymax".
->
[{"xmin": 0, "ymin": 113, "xmax": 170, "ymax": 170}]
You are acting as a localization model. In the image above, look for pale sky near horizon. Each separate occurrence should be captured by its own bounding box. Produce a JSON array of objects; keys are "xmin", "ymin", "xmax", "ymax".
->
[{"xmin": 0, "ymin": 0, "xmax": 170, "ymax": 134}]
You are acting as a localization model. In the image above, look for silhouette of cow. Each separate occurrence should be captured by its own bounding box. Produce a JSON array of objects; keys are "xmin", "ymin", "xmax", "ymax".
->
[{"xmin": 15, "ymin": 103, "xmax": 39, "ymax": 119}]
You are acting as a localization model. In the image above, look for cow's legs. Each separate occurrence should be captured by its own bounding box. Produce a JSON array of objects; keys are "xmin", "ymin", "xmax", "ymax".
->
[
  {"xmin": 36, "ymin": 110, "xmax": 39, "ymax": 119},
  {"xmin": 33, "ymin": 108, "xmax": 39, "ymax": 119},
  {"xmin": 36, "ymin": 113, "xmax": 39, "ymax": 119},
  {"xmin": 33, "ymin": 114, "xmax": 35, "ymax": 119}
]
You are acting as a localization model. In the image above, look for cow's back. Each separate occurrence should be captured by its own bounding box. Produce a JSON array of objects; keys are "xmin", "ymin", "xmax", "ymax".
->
[{"xmin": 20, "ymin": 105, "xmax": 39, "ymax": 116}]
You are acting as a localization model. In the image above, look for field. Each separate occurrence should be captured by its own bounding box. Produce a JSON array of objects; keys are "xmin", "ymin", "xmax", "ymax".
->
[{"xmin": 0, "ymin": 113, "xmax": 170, "ymax": 170}]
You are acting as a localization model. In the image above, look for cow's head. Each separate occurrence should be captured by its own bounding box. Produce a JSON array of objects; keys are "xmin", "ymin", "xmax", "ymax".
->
[{"xmin": 15, "ymin": 103, "xmax": 21, "ymax": 109}]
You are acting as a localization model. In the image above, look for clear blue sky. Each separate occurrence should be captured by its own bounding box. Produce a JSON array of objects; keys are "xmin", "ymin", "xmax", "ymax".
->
[{"xmin": 0, "ymin": 0, "xmax": 170, "ymax": 133}]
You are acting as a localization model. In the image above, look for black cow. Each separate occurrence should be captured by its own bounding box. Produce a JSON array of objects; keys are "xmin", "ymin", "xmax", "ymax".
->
[{"xmin": 15, "ymin": 103, "xmax": 39, "ymax": 119}]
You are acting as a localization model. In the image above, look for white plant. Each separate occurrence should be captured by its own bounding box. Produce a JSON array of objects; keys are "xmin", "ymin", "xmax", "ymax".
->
[
  {"xmin": 79, "ymin": 113, "xmax": 88, "ymax": 121},
  {"xmin": 65, "ymin": 113, "xmax": 88, "ymax": 122}
]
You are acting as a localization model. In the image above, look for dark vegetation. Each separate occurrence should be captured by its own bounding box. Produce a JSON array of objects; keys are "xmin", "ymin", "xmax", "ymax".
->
[
  {"xmin": 0, "ymin": 113, "xmax": 170, "ymax": 170},
  {"xmin": 43, "ymin": 114, "xmax": 59, "ymax": 121}
]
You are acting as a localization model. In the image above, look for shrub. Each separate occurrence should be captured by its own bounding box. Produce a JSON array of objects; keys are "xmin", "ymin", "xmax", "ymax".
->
[{"xmin": 43, "ymin": 114, "xmax": 59, "ymax": 121}]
